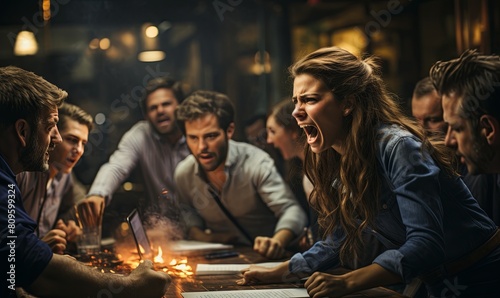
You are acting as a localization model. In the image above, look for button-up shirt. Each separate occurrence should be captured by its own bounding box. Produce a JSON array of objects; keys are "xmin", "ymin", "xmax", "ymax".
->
[
  {"xmin": 289, "ymin": 124, "xmax": 498, "ymax": 283},
  {"xmin": 89, "ymin": 121, "xmax": 190, "ymax": 206},
  {"xmin": 175, "ymin": 140, "xmax": 307, "ymax": 245}
]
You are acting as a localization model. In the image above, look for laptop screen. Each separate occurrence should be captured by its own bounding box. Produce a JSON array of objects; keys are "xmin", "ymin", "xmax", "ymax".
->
[{"xmin": 126, "ymin": 209, "xmax": 153, "ymax": 260}]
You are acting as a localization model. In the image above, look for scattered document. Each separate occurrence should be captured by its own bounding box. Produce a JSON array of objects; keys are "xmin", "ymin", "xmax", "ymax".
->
[
  {"xmin": 168, "ymin": 240, "xmax": 233, "ymax": 255},
  {"xmin": 195, "ymin": 262, "xmax": 282, "ymax": 275},
  {"xmin": 181, "ymin": 288, "xmax": 309, "ymax": 298}
]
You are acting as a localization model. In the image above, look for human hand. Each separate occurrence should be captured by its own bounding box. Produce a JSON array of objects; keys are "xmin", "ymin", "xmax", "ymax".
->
[
  {"xmin": 41, "ymin": 229, "xmax": 67, "ymax": 254},
  {"xmin": 84, "ymin": 196, "xmax": 105, "ymax": 219},
  {"xmin": 304, "ymin": 272, "xmax": 350, "ymax": 298},
  {"xmin": 85, "ymin": 195, "xmax": 105, "ymax": 206},
  {"xmin": 55, "ymin": 219, "xmax": 82, "ymax": 243},
  {"xmin": 128, "ymin": 260, "xmax": 171, "ymax": 297},
  {"xmin": 237, "ymin": 262, "xmax": 296, "ymax": 285},
  {"xmin": 253, "ymin": 236, "xmax": 285, "ymax": 259},
  {"xmin": 237, "ymin": 265, "xmax": 276, "ymax": 285}
]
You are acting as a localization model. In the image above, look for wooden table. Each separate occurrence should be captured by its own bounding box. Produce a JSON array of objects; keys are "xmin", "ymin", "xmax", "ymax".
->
[
  {"xmin": 13, "ymin": 247, "xmax": 406, "ymax": 298},
  {"xmin": 163, "ymin": 247, "xmax": 407, "ymax": 298}
]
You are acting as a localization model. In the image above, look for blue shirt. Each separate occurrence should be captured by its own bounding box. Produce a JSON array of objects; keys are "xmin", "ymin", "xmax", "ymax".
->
[
  {"xmin": 0, "ymin": 154, "xmax": 53, "ymax": 297},
  {"xmin": 289, "ymin": 124, "xmax": 498, "ymax": 282}
]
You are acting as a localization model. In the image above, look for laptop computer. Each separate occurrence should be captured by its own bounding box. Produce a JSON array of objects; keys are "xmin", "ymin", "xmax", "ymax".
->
[
  {"xmin": 126, "ymin": 209, "xmax": 154, "ymax": 260},
  {"xmin": 126, "ymin": 209, "xmax": 234, "ymax": 259}
]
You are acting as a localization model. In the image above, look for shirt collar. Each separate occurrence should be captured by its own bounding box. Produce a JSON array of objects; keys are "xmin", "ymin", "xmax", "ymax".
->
[{"xmin": 148, "ymin": 121, "xmax": 186, "ymax": 146}]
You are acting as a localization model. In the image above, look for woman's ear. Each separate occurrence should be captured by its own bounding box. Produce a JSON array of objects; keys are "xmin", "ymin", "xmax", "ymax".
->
[
  {"xmin": 343, "ymin": 108, "xmax": 353, "ymax": 117},
  {"xmin": 343, "ymin": 97, "xmax": 354, "ymax": 116},
  {"xmin": 480, "ymin": 115, "xmax": 499, "ymax": 145},
  {"xmin": 14, "ymin": 119, "xmax": 30, "ymax": 147}
]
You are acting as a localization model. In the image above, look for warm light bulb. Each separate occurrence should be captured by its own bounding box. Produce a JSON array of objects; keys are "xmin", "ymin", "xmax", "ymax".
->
[
  {"xmin": 99, "ymin": 38, "xmax": 111, "ymax": 50},
  {"xmin": 138, "ymin": 50, "xmax": 165, "ymax": 62},
  {"xmin": 145, "ymin": 26, "xmax": 159, "ymax": 38},
  {"xmin": 14, "ymin": 31, "xmax": 38, "ymax": 56}
]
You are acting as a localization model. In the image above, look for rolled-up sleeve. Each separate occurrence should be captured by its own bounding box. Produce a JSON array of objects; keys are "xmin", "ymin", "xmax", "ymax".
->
[{"xmin": 289, "ymin": 230, "xmax": 344, "ymax": 274}]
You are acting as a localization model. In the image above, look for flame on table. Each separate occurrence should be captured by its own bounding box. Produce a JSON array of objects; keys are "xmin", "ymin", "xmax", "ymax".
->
[
  {"xmin": 154, "ymin": 246, "xmax": 194, "ymax": 278},
  {"xmin": 116, "ymin": 243, "xmax": 194, "ymax": 278},
  {"xmin": 154, "ymin": 246, "xmax": 164, "ymax": 263}
]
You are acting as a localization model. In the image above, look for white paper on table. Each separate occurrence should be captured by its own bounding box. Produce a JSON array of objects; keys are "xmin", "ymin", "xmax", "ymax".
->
[
  {"xmin": 168, "ymin": 240, "xmax": 233, "ymax": 255},
  {"xmin": 181, "ymin": 288, "xmax": 309, "ymax": 298},
  {"xmin": 195, "ymin": 262, "xmax": 282, "ymax": 275}
]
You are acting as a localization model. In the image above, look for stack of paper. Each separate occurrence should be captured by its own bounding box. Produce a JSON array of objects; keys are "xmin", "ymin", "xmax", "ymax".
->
[{"xmin": 195, "ymin": 262, "xmax": 282, "ymax": 275}]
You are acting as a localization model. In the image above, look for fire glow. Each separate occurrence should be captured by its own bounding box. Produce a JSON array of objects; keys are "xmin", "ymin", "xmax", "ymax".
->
[
  {"xmin": 155, "ymin": 246, "xmax": 194, "ymax": 278},
  {"xmin": 121, "ymin": 245, "xmax": 194, "ymax": 278}
]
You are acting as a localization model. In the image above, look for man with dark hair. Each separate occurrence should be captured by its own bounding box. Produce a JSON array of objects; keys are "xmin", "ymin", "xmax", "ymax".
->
[
  {"xmin": 411, "ymin": 77, "xmax": 447, "ymax": 134},
  {"xmin": 0, "ymin": 66, "xmax": 170, "ymax": 297},
  {"xmin": 174, "ymin": 90, "xmax": 307, "ymax": 260},
  {"xmin": 244, "ymin": 114, "xmax": 268, "ymax": 149},
  {"xmin": 87, "ymin": 77, "xmax": 190, "ymax": 215},
  {"xmin": 17, "ymin": 102, "xmax": 93, "ymax": 254},
  {"xmin": 411, "ymin": 76, "xmax": 500, "ymax": 225},
  {"xmin": 430, "ymin": 49, "xmax": 500, "ymax": 223}
]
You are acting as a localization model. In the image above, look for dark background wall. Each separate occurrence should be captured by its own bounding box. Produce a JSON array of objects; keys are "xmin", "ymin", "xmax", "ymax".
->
[{"xmin": 1, "ymin": 0, "xmax": 499, "ymax": 187}]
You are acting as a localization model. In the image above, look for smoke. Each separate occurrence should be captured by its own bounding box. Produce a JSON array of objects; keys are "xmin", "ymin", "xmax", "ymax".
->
[{"xmin": 143, "ymin": 212, "xmax": 184, "ymax": 253}]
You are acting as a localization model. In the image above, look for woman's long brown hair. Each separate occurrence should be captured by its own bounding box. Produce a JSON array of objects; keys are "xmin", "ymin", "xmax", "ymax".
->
[{"xmin": 290, "ymin": 47, "xmax": 456, "ymax": 264}]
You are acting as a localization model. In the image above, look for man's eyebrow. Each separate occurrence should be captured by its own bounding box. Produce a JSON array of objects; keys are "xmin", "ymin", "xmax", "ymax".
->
[{"xmin": 44, "ymin": 117, "xmax": 58, "ymax": 126}]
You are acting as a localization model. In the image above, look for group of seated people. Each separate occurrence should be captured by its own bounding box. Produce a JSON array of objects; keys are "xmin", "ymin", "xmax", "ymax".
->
[{"xmin": 1, "ymin": 46, "xmax": 500, "ymax": 297}]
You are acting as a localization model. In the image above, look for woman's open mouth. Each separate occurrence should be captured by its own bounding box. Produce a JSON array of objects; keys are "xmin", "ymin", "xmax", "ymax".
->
[{"xmin": 300, "ymin": 124, "xmax": 318, "ymax": 144}]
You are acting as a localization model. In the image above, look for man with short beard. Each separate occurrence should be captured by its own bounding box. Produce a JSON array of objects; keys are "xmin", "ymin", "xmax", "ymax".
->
[
  {"xmin": 430, "ymin": 49, "xmax": 500, "ymax": 223},
  {"xmin": 174, "ymin": 90, "xmax": 307, "ymax": 260},
  {"xmin": 412, "ymin": 76, "xmax": 500, "ymax": 225},
  {"xmin": 0, "ymin": 66, "xmax": 170, "ymax": 298},
  {"xmin": 17, "ymin": 103, "xmax": 93, "ymax": 254}
]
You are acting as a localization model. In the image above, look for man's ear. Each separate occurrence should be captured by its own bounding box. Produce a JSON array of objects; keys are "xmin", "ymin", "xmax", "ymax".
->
[
  {"xmin": 479, "ymin": 115, "xmax": 499, "ymax": 145},
  {"xmin": 226, "ymin": 122, "xmax": 235, "ymax": 139},
  {"xmin": 14, "ymin": 119, "xmax": 30, "ymax": 147}
]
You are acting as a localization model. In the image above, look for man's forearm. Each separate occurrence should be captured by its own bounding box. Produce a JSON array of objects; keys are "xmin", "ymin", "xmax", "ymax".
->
[
  {"xmin": 28, "ymin": 254, "xmax": 169, "ymax": 298},
  {"xmin": 272, "ymin": 229, "xmax": 295, "ymax": 247},
  {"xmin": 28, "ymin": 254, "xmax": 130, "ymax": 297}
]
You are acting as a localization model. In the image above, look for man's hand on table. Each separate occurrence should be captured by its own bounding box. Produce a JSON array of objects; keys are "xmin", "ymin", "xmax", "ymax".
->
[
  {"xmin": 128, "ymin": 260, "xmax": 171, "ymax": 297},
  {"xmin": 254, "ymin": 229, "xmax": 297, "ymax": 259},
  {"xmin": 253, "ymin": 237, "xmax": 285, "ymax": 259}
]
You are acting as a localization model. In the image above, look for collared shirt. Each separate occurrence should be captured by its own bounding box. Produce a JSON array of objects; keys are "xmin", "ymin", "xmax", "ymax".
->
[
  {"xmin": 0, "ymin": 154, "xmax": 53, "ymax": 297},
  {"xmin": 17, "ymin": 171, "xmax": 74, "ymax": 237},
  {"xmin": 289, "ymin": 124, "xmax": 498, "ymax": 283},
  {"xmin": 88, "ymin": 121, "xmax": 190, "ymax": 206},
  {"xmin": 174, "ymin": 140, "xmax": 307, "ymax": 245}
]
